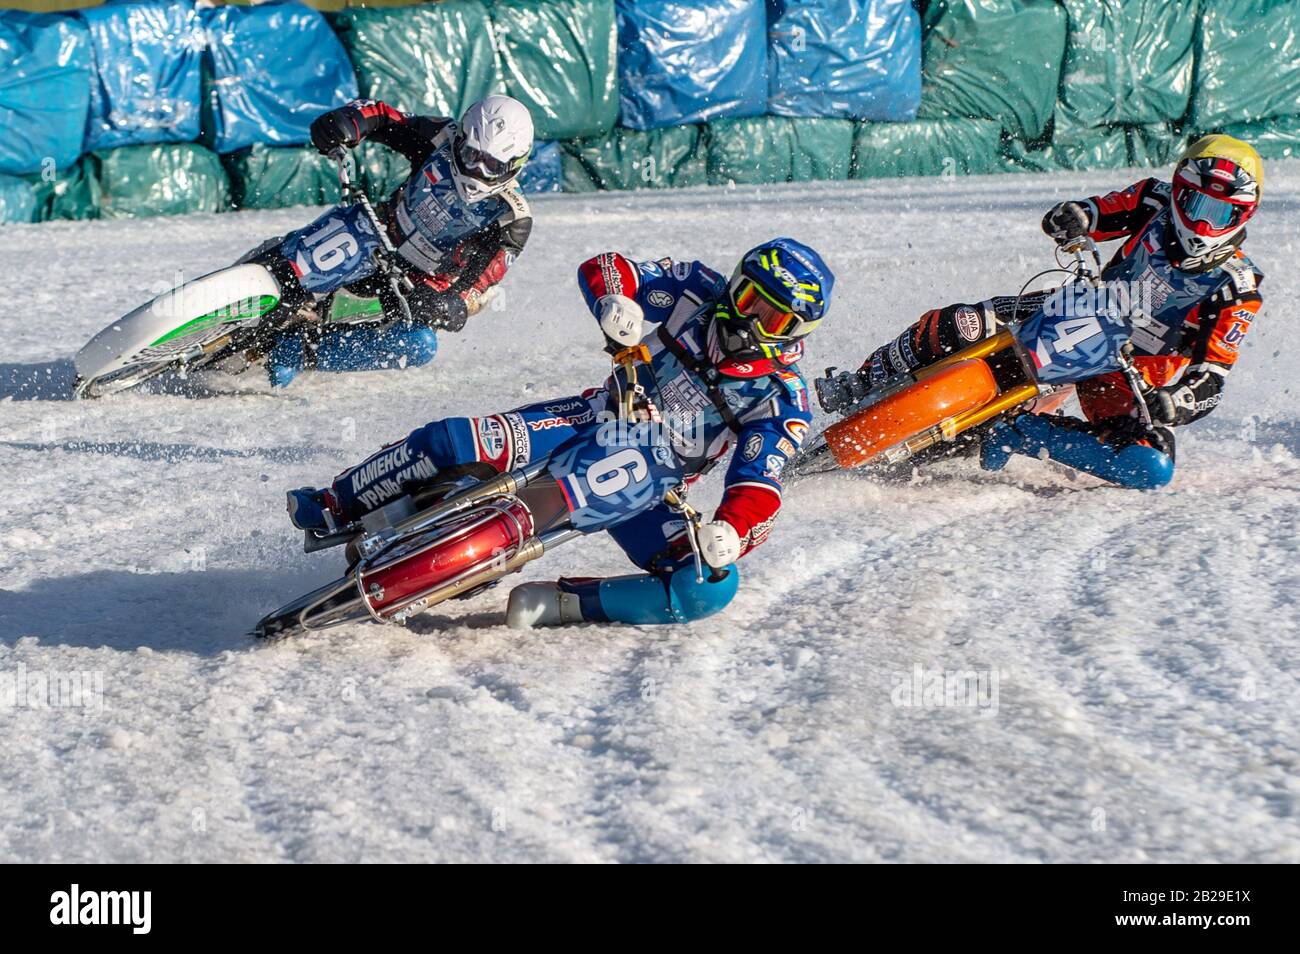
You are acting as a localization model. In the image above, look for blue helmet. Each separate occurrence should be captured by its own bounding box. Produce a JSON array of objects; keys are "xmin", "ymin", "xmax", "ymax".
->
[{"xmin": 720, "ymin": 238, "xmax": 834, "ymax": 358}]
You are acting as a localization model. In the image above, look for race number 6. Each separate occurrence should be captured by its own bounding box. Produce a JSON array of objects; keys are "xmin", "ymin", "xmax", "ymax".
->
[{"xmin": 587, "ymin": 448, "xmax": 648, "ymax": 497}]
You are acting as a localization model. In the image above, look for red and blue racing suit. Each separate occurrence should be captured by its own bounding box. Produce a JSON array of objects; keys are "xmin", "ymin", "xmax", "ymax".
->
[{"xmin": 318, "ymin": 253, "xmax": 814, "ymax": 623}]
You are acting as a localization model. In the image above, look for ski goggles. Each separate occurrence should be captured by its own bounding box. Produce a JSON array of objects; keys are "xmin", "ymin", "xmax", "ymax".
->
[
  {"xmin": 456, "ymin": 140, "xmax": 518, "ymax": 185},
  {"xmin": 1176, "ymin": 186, "xmax": 1244, "ymax": 231},
  {"xmin": 732, "ymin": 278, "xmax": 820, "ymax": 341}
]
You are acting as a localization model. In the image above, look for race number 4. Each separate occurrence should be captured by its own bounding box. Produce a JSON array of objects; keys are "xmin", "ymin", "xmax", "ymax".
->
[{"xmin": 1049, "ymin": 315, "xmax": 1103, "ymax": 353}]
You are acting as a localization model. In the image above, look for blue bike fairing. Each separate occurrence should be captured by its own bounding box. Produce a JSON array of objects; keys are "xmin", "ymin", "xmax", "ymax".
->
[
  {"xmin": 1013, "ymin": 284, "xmax": 1132, "ymax": 384},
  {"xmin": 278, "ymin": 202, "xmax": 384, "ymax": 294},
  {"xmin": 547, "ymin": 426, "xmax": 686, "ymax": 532}
]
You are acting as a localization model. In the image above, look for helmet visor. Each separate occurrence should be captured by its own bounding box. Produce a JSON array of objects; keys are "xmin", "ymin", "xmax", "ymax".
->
[
  {"xmin": 733, "ymin": 278, "xmax": 820, "ymax": 341},
  {"xmin": 1177, "ymin": 187, "xmax": 1242, "ymax": 231},
  {"xmin": 457, "ymin": 140, "xmax": 517, "ymax": 185}
]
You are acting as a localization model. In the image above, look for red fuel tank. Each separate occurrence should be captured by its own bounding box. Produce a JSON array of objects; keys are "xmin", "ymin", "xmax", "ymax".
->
[{"xmin": 358, "ymin": 499, "xmax": 533, "ymax": 619}]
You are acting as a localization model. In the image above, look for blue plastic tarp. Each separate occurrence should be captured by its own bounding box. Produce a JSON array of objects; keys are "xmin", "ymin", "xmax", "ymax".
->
[
  {"xmin": 616, "ymin": 0, "xmax": 767, "ymax": 130},
  {"xmin": 80, "ymin": 1, "xmax": 204, "ymax": 151},
  {"xmin": 201, "ymin": 2, "xmax": 358, "ymax": 155},
  {"xmin": 0, "ymin": 172, "xmax": 35, "ymax": 223},
  {"xmin": 0, "ymin": 11, "xmax": 92, "ymax": 176},
  {"xmin": 767, "ymin": 0, "xmax": 921, "ymax": 120},
  {"xmin": 518, "ymin": 141, "xmax": 562, "ymax": 194}
]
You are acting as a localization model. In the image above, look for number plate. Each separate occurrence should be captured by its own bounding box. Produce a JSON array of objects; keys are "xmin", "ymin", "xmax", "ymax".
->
[{"xmin": 547, "ymin": 427, "xmax": 684, "ymax": 531}]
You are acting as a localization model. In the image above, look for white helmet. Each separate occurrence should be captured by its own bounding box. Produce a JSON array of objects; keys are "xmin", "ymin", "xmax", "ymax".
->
[{"xmin": 451, "ymin": 94, "xmax": 534, "ymax": 203}]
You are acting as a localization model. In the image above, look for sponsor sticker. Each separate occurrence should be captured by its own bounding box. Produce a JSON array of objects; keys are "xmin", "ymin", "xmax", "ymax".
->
[
  {"xmin": 776, "ymin": 437, "xmax": 795, "ymax": 457},
  {"xmin": 764, "ymin": 454, "xmax": 786, "ymax": 480},
  {"xmin": 504, "ymin": 412, "xmax": 531, "ymax": 464},
  {"xmin": 673, "ymin": 261, "xmax": 692, "ymax": 280},
  {"xmin": 647, "ymin": 290, "xmax": 675, "ymax": 309},
  {"xmin": 742, "ymin": 433, "xmax": 764, "ymax": 461},
  {"xmin": 954, "ymin": 305, "xmax": 983, "ymax": 342},
  {"xmin": 783, "ymin": 419, "xmax": 808, "ymax": 446},
  {"xmin": 476, "ymin": 416, "xmax": 508, "ymax": 467}
]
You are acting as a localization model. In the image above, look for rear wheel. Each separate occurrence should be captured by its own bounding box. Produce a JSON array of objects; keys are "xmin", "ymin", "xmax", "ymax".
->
[{"xmin": 823, "ymin": 359, "xmax": 999, "ymax": 469}]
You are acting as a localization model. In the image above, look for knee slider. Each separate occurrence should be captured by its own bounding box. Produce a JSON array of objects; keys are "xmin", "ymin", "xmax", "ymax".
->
[
  {"xmin": 667, "ymin": 564, "xmax": 740, "ymax": 622},
  {"xmin": 1112, "ymin": 444, "xmax": 1175, "ymax": 489},
  {"xmin": 588, "ymin": 564, "xmax": 740, "ymax": 625},
  {"xmin": 314, "ymin": 323, "xmax": 438, "ymax": 373}
]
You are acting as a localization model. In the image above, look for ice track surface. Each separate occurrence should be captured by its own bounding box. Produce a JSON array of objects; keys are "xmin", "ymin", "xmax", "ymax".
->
[{"xmin": 1, "ymin": 169, "xmax": 1297, "ymax": 863}]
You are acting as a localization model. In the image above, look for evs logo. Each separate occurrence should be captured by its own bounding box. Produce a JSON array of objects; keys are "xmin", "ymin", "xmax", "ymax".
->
[{"xmin": 50, "ymin": 884, "xmax": 152, "ymax": 935}]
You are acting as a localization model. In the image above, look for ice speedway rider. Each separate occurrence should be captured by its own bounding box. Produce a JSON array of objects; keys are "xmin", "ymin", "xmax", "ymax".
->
[
  {"xmin": 246, "ymin": 94, "xmax": 534, "ymax": 386},
  {"xmin": 822, "ymin": 135, "xmax": 1264, "ymax": 489},
  {"xmin": 285, "ymin": 239, "xmax": 833, "ymax": 626}
]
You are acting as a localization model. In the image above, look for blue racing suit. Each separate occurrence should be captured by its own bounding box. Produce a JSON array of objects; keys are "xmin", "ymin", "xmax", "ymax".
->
[
  {"xmin": 254, "ymin": 100, "xmax": 532, "ymax": 386},
  {"xmin": 321, "ymin": 253, "xmax": 814, "ymax": 624}
]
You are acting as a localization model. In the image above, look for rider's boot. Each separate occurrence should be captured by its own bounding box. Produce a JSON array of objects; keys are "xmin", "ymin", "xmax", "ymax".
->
[
  {"xmin": 286, "ymin": 487, "xmax": 341, "ymax": 531},
  {"xmin": 506, "ymin": 565, "xmax": 740, "ymax": 628},
  {"xmin": 980, "ymin": 413, "xmax": 1175, "ymax": 489}
]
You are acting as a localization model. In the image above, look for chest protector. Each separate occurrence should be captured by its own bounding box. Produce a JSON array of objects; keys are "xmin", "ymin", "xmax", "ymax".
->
[
  {"xmin": 1103, "ymin": 209, "xmax": 1240, "ymax": 357},
  {"xmin": 389, "ymin": 141, "xmax": 512, "ymax": 275},
  {"xmin": 648, "ymin": 312, "xmax": 800, "ymax": 472}
]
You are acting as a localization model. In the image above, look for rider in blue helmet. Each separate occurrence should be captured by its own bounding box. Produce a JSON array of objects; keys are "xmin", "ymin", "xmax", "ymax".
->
[
  {"xmin": 715, "ymin": 238, "xmax": 834, "ymax": 362},
  {"xmin": 286, "ymin": 238, "xmax": 834, "ymax": 628}
]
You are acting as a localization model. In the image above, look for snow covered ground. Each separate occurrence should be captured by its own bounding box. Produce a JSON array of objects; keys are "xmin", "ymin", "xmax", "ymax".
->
[{"xmin": 1, "ymin": 167, "xmax": 1297, "ymax": 863}]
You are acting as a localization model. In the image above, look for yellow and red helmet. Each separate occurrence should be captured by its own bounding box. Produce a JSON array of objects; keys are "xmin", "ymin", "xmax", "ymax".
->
[{"xmin": 1170, "ymin": 135, "xmax": 1262, "ymax": 258}]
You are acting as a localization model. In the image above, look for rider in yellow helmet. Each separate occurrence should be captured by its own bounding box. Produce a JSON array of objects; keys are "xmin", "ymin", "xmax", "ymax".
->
[{"xmin": 820, "ymin": 135, "xmax": 1264, "ymax": 489}]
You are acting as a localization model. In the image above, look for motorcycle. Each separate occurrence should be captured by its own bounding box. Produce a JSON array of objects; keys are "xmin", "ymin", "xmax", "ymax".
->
[
  {"xmin": 252, "ymin": 347, "xmax": 722, "ymax": 639},
  {"xmin": 790, "ymin": 238, "xmax": 1153, "ymax": 479},
  {"xmin": 72, "ymin": 150, "xmax": 410, "ymax": 399}
]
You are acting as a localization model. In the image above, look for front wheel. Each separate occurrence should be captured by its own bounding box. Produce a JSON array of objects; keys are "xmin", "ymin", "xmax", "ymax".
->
[
  {"xmin": 74, "ymin": 263, "xmax": 283, "ymax": 398},
  {"xmin": 822, "ymin": 359, "xmax": 1000, "ymax": 469}
]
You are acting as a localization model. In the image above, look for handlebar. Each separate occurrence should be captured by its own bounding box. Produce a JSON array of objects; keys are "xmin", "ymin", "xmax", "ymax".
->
[
  {"xmin": 329, "ymin": 148, "xmax": 414, "ymax": 326},
  {"xmin": 1060, "ymin": 235, "xmax": 1103, "ymax": 283},
  {"xmin": 664, "ymin": 484, "xmax": 729, "ymax": 585}
]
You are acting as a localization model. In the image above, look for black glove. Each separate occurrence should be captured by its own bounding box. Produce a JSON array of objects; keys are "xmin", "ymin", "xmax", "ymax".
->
[
  {"xmin": 310, "ymin": 108, "xmax": 361, "ymax": 157},
  {"xmin": 1143, "ymin": 384, "xmax": 1197, "ymax": 426},
  {"xmin": 1041, "ymin": 201, "xmax": 1090, "ymax": 246},
  {"xmin": 427, "ymin": 293, "xmax": 469, "ymax": 333}
]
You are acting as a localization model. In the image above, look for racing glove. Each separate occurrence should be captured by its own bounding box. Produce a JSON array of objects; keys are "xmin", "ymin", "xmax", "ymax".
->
[
  {"xmin": 310, "ymin": 107, "xmax": 362, "ymax": 156},
  {"xmin": 425, "ymin": 293, "xmax": 469, "ymax": 332},
  {"xmin": 597, "ymin": 294, "xmax": 645, "ymax": 354},
  {"xmin": 698, "ymin": 520, "xmax": 741, "ymax": 569},
  {"xmin": 1145, "ymin": 384, "xmax": 1199, "ymax": 426},
  {"xmin": 1041, "ymin": 201, "xmax": 1091, "ymax": 246}
]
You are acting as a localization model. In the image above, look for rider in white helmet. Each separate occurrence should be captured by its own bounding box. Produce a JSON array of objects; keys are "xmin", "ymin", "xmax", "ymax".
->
[{"xmin": 252, "ymin": 94, "xmax": 536, "ymax": 386}]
